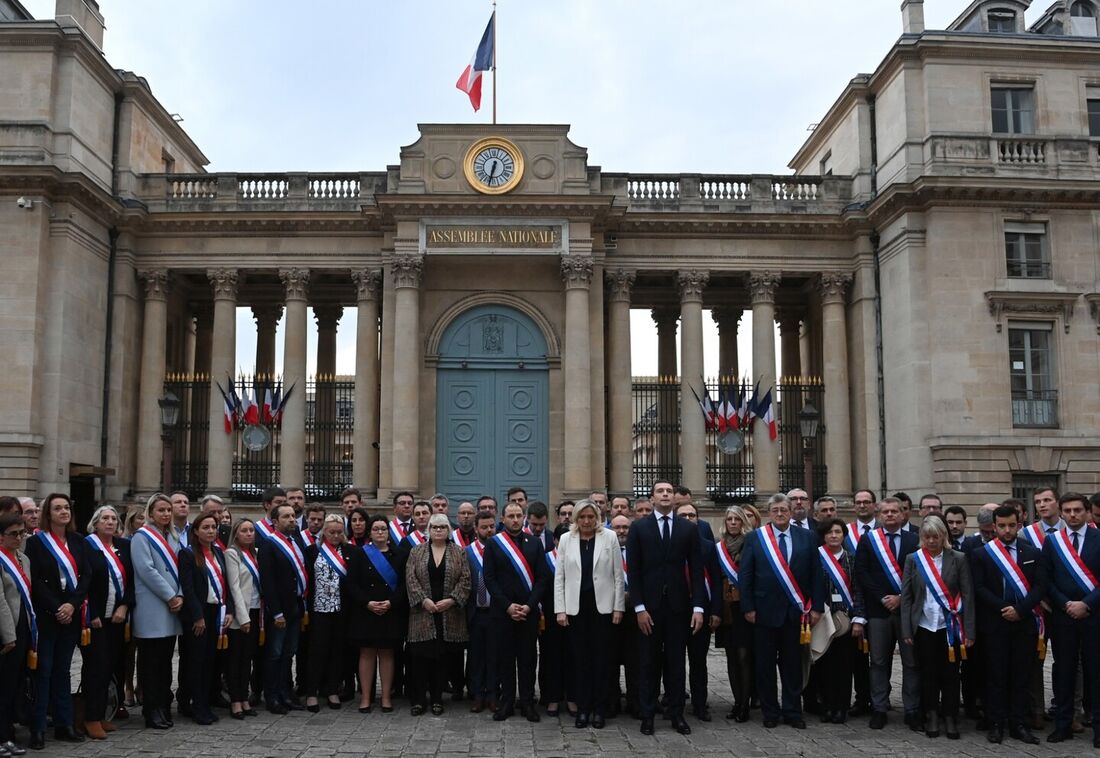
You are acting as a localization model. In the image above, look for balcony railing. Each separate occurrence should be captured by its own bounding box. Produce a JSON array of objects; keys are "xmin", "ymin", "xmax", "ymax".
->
[
  {"xmin": 1012, "ymin": 390, "xmax": 1058, "ymax": 428},
  {"xmin": 142, "ymin": 171, "xmax": 388, "ymax": 211},
  {"xmin": 928, "ymin": 133, "xmax": 1100, "ymax": 178},
  {"xmin": 606, "ymin": 173, "xmax": 850, "ymax": 213}
]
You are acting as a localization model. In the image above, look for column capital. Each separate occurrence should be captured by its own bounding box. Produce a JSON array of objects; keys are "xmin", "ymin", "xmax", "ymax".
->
[
  {"xmin": 677, "ymin": 269, "xmax": 710, "ymax": 303},
  {"xmin": 207, "ymin": 268, "xmax": 238, "ymax": 301},
  {"xmin": 711, "ymin": 306, "xmax": 743, "ymax": 330},
  {"xmin": 748, "ymin": 270, "xmax": 782, "ymax": 304},
  {"xmin": 819, "ymin": 272, "xmax": 853, "ymax": 305},
  {"xmin": 775, "ymin": 308, "xmax": 805, "ymax": 335},
  {"xmin": 604, "ymin": 268, "xmax": 636, "ymax": 303},
  {"xmin": 251, "ymin": 303, "xmax": 283, "ymax": 330},
  {"xmin": 391, "ymin": 255, "xmax": 423, "ymax": 289},
  {"xmin": 314, "ymin": 305, "xmax": 343, "ymax": 331},
  {"xmin": 137, "ymin": 269, "xmax": 170, "ymax": 301},
  {"xmin": 279, "ymin": 268, "xmax": 311, "ymax": 300},
  {"xmin": 651, "ymin": 306, "xmax": 679, "ymax": 332},
  {"xmin": 352, "ymin": 268, "xmax": 382, "ymax": 301},
  {"xmin": 560, "ymin": 255, "xmax": 593, "ymax": 290}
]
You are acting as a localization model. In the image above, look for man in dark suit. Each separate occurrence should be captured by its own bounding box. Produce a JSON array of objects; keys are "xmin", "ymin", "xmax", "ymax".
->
[
  {"xmin": 483, "ymin": 501, "xmax": 550, "ymax": 722},
  {"xmin": 1042, "ymin": 493, "xmax": 1100, "ymax": 746},
  {"xmin": 606, "ymin": 513, "xmax": 639, "ymax": 718},
  {"xmin": 626, "ymin": 480, "xmax": 706, "ymax": 736},
  {"xmin": 740, "ymin": 493, "xmax": 824, "ymax": 729},
  {"xmin": 528, "ymin": 500, "xmax": 566, "ymax": 714},
  {"xmin": 672, "ymin": 487, "xmax": 715, "ymax": 541},
  {"xmin": 676, "ymin": 502, "xmax": 722, "ymax": 722},
  {"xmin": 971, "ymin": 504, "xmax": 1047, "ymax": 744},
  {"xmin": 466, "ymin": 511, "xmax": 499, "ymax": 712},
  {"xmin": 787, "ymin": 489, "xmax": 817, "ymax": 533},
  {"xmin": 258, "ymin": 503, "xmax": 307, "ymax": 714},
  {"xmin": 852, "ymin": 496, "xmax": 920, "ymax": 729}
]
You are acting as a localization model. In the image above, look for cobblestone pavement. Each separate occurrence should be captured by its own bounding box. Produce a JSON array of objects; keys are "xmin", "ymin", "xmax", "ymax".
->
[{"xmin": 33, "ymin": 649, "xmax": 1080, "ymax": 757}]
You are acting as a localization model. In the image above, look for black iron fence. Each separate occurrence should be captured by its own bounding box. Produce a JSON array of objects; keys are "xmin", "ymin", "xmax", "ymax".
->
[
  {"xmin": 304, "ymin": 376, "xmax": 355, "ymax": 501},
  {"xmin": 164, "ymin": 375, "xmax": 209, "ymax": 499},
  {"xmin": 631, "ymin": 377, "xmax": 682, "ymax": 497}
]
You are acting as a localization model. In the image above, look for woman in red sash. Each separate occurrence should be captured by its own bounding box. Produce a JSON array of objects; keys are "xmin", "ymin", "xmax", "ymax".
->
[
  {"xmin": 350, "ymin": 515, "xmax": 406, "ymax": 712},
  {"xmin": 813, "ymin": 518, "xmax": 857, "ymax": 724},
  {"xmin": 714, "ymin": 505, "xmax": 756, "ymax": 722},
  {"xmin": 0, "ymin": 512, "xmax": 32, "ymax": 755},
  {"xmin": 178, "ymin": 510, "xmax": 235, "ymax": 725},
  {"xmin": 224, "ymin": 519, "xmax": 260, "ymax": 719},
  {"xmin": 80, "ymin": 506, "xmax": 134, "ymax": 739}
]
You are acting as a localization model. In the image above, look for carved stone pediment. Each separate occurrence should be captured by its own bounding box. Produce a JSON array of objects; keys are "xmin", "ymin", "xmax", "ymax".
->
[{"xmin": 984, "ymin": 290, "xmax": 1080, "ymax": 333}]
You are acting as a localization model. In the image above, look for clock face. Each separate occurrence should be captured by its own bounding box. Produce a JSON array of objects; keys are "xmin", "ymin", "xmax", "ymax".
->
[{"xmin": 463, "ymin": 137, "xmax": 524, "ymax": 194}]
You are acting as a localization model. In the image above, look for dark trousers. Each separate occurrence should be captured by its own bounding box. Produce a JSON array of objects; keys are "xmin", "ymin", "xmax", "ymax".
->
[
  {"xmin": 984, "ymin": 627, "xmax": 1037, "ymax": 727},
  {"xmin": 31, "ymin": 623, "xmax": 79, "ymax": 731},
  {"xmin": 295, "ymin": 624, "xmax": 310, "ymax": 696},
  {"xmin": 137, "ymin": 635, "xmax": 176, "ymax": 719},
  {"xmin": 0, "ymin": 620, "xmax": 27, "ymax": 741},
  {"xmin": 752, "ymin": 621, "xmax": 803, "ymax": 722},
  {"xmin": 815, "ymin": 631, "xmax": 854, "ymax": 714},
  {"xmin": 494, "ymin": 614, "xmax": 539, "ymax": 711},
  {"xmin": 81, "ymin": 619, "xmax": 126, "ymax": 722},
  {"xmin": 183, "ymin": 603, "xmax": 221, "ymax": 717},
  {"xmin": 226, "ymin": 609, "xmax": 260, "ymax": 703},
  {"xmin": 851, "ymin": 643, "xmax": 871, "ymax": 708},
  {"xmin": 638, "ymin": 606, "xmax": 689, "ymax": 719},
  {"xmin": 723, "ymin": 638, "xmax": 753, "ymax": 709},
  {"xmin": 305, "ymin": 612, "xmax": 345, "ymax": 698},
  {"xmin": 568, "ymin": 594, "xmax": 612, "ymax": 716},
  {"xmin": 914, "ymin": 628, "xmax": 961, "ymax": 716},
  {"xmin": 607, "ymin": 610, "xmax": 639, "ymax": 714},
  {"xmin": 467, "ymin": 609, "xmax": 497, "ymax": 702},
  {"xmin": 961, "ymin": 638, "xmax": 984, "ymax": 712},
  {"xmin": 1051, "ymin": 619, "xmax": 1100, "ymax": 733},
  {"xmin": 263, "ymin": 616, "xmax": 301, "ymax": 706},
  {"xmin": 176, "ymin": 632, "xmax": 189, "ymax": 708},
  {"xmin": 447, "ymin": 644, "xmax": 466, "ymax": 697},
  {"xmin": 410, "ymin": 648, "xmax": 450, "ymax": 707},
  {"xmin": 538, "ymin": 617, "xmax": 566, "ymax": 705},
  {"xmin": 688, "ymin": 625, "xmax": 711, "ymax": 714}
]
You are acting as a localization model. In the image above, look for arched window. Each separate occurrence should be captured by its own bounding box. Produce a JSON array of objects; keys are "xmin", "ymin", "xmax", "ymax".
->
[
  {"xmin": 1071, "ymin": 1, "xmax": 1095, "ymax": 17},
  {"xmin": 1070, "ymin": 1, "xmax": 1099, "ymax": 35}
]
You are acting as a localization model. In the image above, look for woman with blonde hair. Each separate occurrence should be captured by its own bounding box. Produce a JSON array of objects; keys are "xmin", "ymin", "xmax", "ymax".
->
[
  {"xmin": 714, "ymin": 505, "xmax": 755, "ymax": 722},
  {"xmin": 224, "ymin": 519, "xmax": 260, "ymax": 719}
]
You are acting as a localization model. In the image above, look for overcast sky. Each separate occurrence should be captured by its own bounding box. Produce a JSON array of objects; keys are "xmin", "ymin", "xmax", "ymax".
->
[{"xmin": 26, "ymin": 0, "xmax": 1001, "ymax": 378}]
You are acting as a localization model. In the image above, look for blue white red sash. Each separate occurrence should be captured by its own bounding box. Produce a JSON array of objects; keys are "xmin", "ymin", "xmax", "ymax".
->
[
  {"xmin": 363, "ymin": 544, "xmax": 398, "ymax": 591},
  {"xmin": 545, "ymin": 548, "xmax": 557, "ymax": 574},
  {"xmin": 493, "ymin": 532, "xmax": 534, "ymax": 592},
  {"xmin": 318, "ymin": 542, "xmax": 347, "ymax": 578},
  {"xmin": 1050, "ymin": 529, "xmax": 1098, "ymax": 594},
  {"xmin": 0, "ymin": 548, "xmax": 36, "ymax": 656},
  {"xmin": 913, "ymin": 549, "xmax": 966, "ymax": 660},
  {"xmin": 984, "ymin": 539, "xmax": 1046, "ymax": 652},
  {"xmin": 299, "ymin": 528, "xmax": 316, "ymax": 548},
  {"xmin": 269, "ymin": 531, "xmax": 308, "ymax": 597},
  {"xmin": 203, "ymin": 546, "xmax": 229, "ymax": 646},
  {"xmin": 452, "ymin": 529, "xmax": 471, "ymax": 548},
  {"xmin": 845, "ymin": 521, "xmax": 872, "ymax": 554},
  {"xmin": 38, "ymin": 532, "xmax": 79, "ymax": 589},
  {"xmin": 239, "ymin": 548, "xmax": 260, "ymax": 587},
  {"xmin": 621, "ymin": 547, "xmax": 629, "ymax": 592},
  {"xmin": 715, "ymin": 541, "xmax": 739, "ymax": 586},
  {"xmin": 1019, "ymin": 522, "xmax": 1046, "ymax": 549},
  {"xmin": 255, "ymin": 518, "xmax": 274, "ymax": 542},
  {"xmin": 85, "ymin": 535, "xmax": 126, "ymax": 598},
  {"xmin": 406, "ymin": 530, "xmax": 426, "ymax": 548},
  {"xmin": 817, "ymin": 546, "xmax": 853, "ymax": 610},
  {"xmin": 868, "ymin": 529, "xmax": 904, "ymax": 593},
  {"xmin": 702, "ymin": 566, "xmax": 712, "ymax": 602},
  {"xmin": 137, "ymin": 525, "xmax": 179, "ymax": 590},
  {"xmin": 757, "ymin": 525, "xmax": 812, "ymax": 644},
  {"xmin": 467, "ymin": 540, "xmax": 486, "ymax": 575},
  {"xmin": 388, "ymin": 519, "xmax": 408, "ymax": 545}
]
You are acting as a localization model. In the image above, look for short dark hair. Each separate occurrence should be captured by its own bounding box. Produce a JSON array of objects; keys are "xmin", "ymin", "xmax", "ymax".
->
[
  {"xmin": 1090, "ymin": 492, "xmax": 1100, "ymax": 507},
  {"xmin": 1060, "ymin": 492, "xmax": 1090, "ymax": 510},
  {"xmin": 892, "ymin": 492, "xmax": 912, "ymax": 507},
  {"xmin": 392, "ymin": 491, "xmax": 414, "ymax": 505},
  {"xmin": 0, "ymin": 497, "xmax": 20, "ymax": 515},
  {"xmin": 943, "ymin": 505, "xmax": 967, "ymax": 520},
  {"xmin": 674, "ymin": 485, "xmax": 692, "ymax": 497},
  {"xmin": 0, "ymin": 513, "xmax": 23, "ymax": 534},
  {"xmin": 650, "ymin": 479, "xmax": 674, "ymax": 497},
  {"xmin": 853, "ymin": 488, "xmax": 877, "ymax": 503},
  {"xmin": 340, "ymin": 487, "xmax": 361, "ymax": 502},
  {"xmin": 919, "ymin": 493, "xmax": 942, "ymax": 507},
  {"xmin": 285, "ymin": 486, "xmax": 305, "ymax": 496},
  {"xmin": 366, "ymin": 515, "xmax": 389, "ymax": 542},
  {"xmin": 506, "ymin": 486, "xmax": 527, "ymax": 500},
  {"xmin": 169, "ymin": 490, "xmax": 190, "ymax": 500},
  {"xmin": 526, "ymin": 501, "xmax": 548, "ymax": 519},
  {"xmin": 412, "ymin": 501, "xmax": 431, "ymax": 513},
  {"xmin": 1034, "ymin": 486, "xmax": 1059, "ymax": 501},
  {"xmin": 556, "ymin": 500, "xmax": 574, "ymax": 514},
  {"xmin": 270, "ymin": 503, "xmax": 295, "ymax": 520},
  {"xmin": 306, "ymin": 503, "xmax": 327, "ymax": 516},
  {"xmin": 476, "ymin": 495, "xmax": 497, "ymax": 508},
  {"xmin": 1001, "ymin": 497, "xmax": 1026, "ymax": 511},
  {"xmin": 475, "ymin": 511, "xmax": 496, "ymax": 526},
  {"xmin": 993, "ymin": 505, "xmax": 1018, "ymax": 522},
  {"xmin": 502, "ymin": 501, "xmax": 524, "ymax": 516},
  {"xmin": 262, "ymin": 486, "xmax": 287, "ymax": 505},
  {"xmin": 817, "ymin": 518, "xmax": 846, "ymax": 539}
]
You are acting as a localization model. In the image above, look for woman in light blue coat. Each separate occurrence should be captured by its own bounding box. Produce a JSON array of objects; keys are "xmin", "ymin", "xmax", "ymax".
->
[{"xmin": 130, "ymin": 493, "xmax": 183, "ymax": 730}]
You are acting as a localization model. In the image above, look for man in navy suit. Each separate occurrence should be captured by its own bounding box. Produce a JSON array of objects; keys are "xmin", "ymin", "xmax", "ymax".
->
[
  {"xmin": 1042, "ymin": 492, "xmax": 1100, "ymax": 746},
  {"xmin": 971, "ymin": 504, "xmax": 1047, "ymax": 745},
  {"xmin": 626, "ymin": 480, "xmax": 705, "ymax": 736},
  {"xmin": 740, "ymin": 493, "xmax": 823, "ymax": 729},
  {"xmin": 676, "ymin": 501, "xmax": 723, "ymax": 722}
]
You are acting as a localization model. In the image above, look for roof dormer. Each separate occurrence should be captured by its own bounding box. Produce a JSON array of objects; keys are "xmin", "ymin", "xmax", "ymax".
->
[
  {"xmin": 1031, "ymin": 0, "xmax": 1100, "ymax": 35},
  {"xmin": 949, "ymin": 0, "xmax": 1032, "ymax": 33}
]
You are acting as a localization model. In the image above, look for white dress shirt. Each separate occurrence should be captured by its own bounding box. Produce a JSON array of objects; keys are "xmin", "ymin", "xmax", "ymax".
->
[{"xmin": 918, "ymin": 552, "xmax": 946, "ymax": 632}]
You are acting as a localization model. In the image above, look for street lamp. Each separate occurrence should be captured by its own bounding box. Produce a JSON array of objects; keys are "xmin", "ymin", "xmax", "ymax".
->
[
  {"xmin": 799, "ymin": 403, "xmax": 820, "ymax": 502},
  {"xmin": 159, "ymin": 391, "xmax": 181, "ymax": 491}
]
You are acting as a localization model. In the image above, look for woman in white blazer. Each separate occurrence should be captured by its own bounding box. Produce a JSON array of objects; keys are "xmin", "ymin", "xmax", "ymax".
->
[
  {"xmin": 554, "ymin": 499, "xmax": 625, "ymax": 729},
  {"xmin": 224, "ymin": 519, "xmax": 260, "ymax": 720}
]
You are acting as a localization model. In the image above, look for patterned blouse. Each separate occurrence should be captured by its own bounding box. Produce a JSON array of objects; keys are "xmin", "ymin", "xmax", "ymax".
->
[{"xmin": 313, "ymin": 553, "xmax": 342, "ymax": 613}]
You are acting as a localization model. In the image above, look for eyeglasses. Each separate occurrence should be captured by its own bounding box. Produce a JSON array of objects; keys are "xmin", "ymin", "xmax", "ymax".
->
[
  {"xmin": 789, "ymin": 496, "xmax": 809, "ymax": 501},
  {"xmin": 429, "ymin": 525, "xmax": 448, "ymax": 530},
  {"xmin": 3, "ymin": 530, "xmax": 24, "ymax": 538}
]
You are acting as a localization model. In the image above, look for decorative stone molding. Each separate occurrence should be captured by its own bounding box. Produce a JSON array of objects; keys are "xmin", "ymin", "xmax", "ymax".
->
[
  {"xmin": 1085, "ymin": 293, "xmax": 1100, "ymax": 334},
  {"xmin": 819, "ymin": 272, "xmax": 853, "ymax": 305},
  {"xmin": 314, "ymin": 305, "xmax": 343, "ymax": 330},
  {"xmin": 352, "ymin": 269, "xmax": 382, "ymax": 301},
  {"xmin": 711, "ymin": 307, "xmax": 743, "ymax": 332},
  {"xmin": 391, "ymin": 255, "xmax": 423, "ymax": 289},
  {"xmin": 605, "ymin": 268, "xmax": 636, "ymax": 303},
  {"xmin": 984, "ymin": 290, "xmax": 1080, "ymax": 333},
  {"xmin": 651, "ymin": 307, "xmax": 679, "ymax": 332},
  {"xmin": 251, "ymin": 303, "xmax": 283, "ymax": 330},
  {"xmin": 748, "ymin": 270, "xmax": 782, "ymax": 304},
  {"xmin": 137, "ymin": 269, "xmax": 169, "ymax": 301},
  {"xmin": 207, "ymin": 269, "xmax": 238, "ymax": 301},
  {"xmin": 677, "ymin": 269, "xmax": 710, "ymax": 303},
  {"xmin": 775, "ymin": 309, "xmax": 804, "ymax": 335},
  {"xmin": 278, "ymin": 268, "xmax": 311, "ymax": 300},
  {"xmin": 560, "ymin": 256, "xmax": 593, "ymax": 290}
]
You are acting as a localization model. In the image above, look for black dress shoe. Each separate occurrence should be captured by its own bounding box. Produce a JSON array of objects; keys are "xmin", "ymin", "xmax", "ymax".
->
[
  {"xmin": 285, "ymin": 701, "xmax": 305, "ymax": 711},
  {"xmin": 52, "ymin": 727, "xmax": 83, "ymax": 743},
  {"xmin": 672, "ymin": 717, "xmax": 691, "ymax": 735},
  {"xmin": 1047, "ymin": 728, "xmax": 1073, "ymax": 743},
  {"xmin": 306, "ymin": 704, "xmax": 320, "ymax": 713},
  {"xmin": 848, "ymin": 703, "xmax": 871, "ymax": 718},
  {"xmin": 492, "ymin": 708, "xmax": 512, "ymax": 722},
  {"xmin": 1008, "ymin": 726, "xmax": 1039, "ymax": 745},
  {"xmin": 763, "ymin": 718, "xmax": 779, "ymax": 728},
  {"xmin": 944, "ymin": 715, "xmax": 960, "ymax": 739},
  {"xmin": 869, "ymin": 711, "xmax": 887, "ymax": 729},
  {"xmin": 27, "ymin": 733, "xmax": 43, "ymax": 751},
  {"xmin": 159, "ymin": 709, "xmax": 174, "ymax": 727},
  {"xmin": 525, "ymin": 707, "xmax": 541, "ymax": 723},
  {"xmin": 575, "ymin": 713, "xmax": 589, "ymax": 729},
  {"xmin": 231, "ymin": 711, "xmax": 246, "ymax": 720},
  {"xmin": 145, "ymin": 715, "xmax": 172, "ymax": 729},
  {"xmin": 640, "ymin": 717, "xmax": 654, "ymax": 735},
  {"xmin": 785, "ymin": 718, "xmax": 807, "ymax": 729},
  {"xmin": 987, "ymin": 726, "xmax": 1003, "ymax": 743},
  {"xmin": 694, "ymin": 708, "xmax": 712, "ymax": 722},
  {"xmin": 267, "ymin": 703, "xmax": 288, "ymax": 715},
  {"xmin": 192, "ymin": 711, "xmax": 217, "ymax": 726},
  {"xmin": 591, "ymin": 714, "xmax": 605, "ymax": 729}
]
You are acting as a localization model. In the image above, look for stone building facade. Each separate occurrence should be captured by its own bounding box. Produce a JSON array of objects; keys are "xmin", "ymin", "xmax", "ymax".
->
[{"xmin": 1, "ymin": 0, "xmax": 1098, "ymax": 515}]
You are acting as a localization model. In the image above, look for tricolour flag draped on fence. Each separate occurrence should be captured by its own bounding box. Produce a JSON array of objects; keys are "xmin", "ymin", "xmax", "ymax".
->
[{"xmin": 456, "ymin": 14, "xmax": 495, "ymax": 112}]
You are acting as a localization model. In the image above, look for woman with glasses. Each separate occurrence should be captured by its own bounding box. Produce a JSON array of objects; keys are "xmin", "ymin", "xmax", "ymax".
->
[
  {"xmin": 350, "ymin": 516, "xmax": 406, "ymax": 713},
  {"xmin": 0, "ymin": 513, "xmax": 31, "ymax": 756},
  {"xmin": 404, "ymin": 514, "xmax": 470, "ymax": 715}
]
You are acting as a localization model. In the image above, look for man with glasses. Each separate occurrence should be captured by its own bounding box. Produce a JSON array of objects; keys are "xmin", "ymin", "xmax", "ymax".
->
[{"xmin": 787, "ymin": 489, "xmax": 815, "ymax": 532}]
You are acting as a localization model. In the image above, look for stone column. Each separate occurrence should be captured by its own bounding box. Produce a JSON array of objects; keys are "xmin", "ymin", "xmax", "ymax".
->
[
  {"xmin": 821, "ymin": 273, "xmax": 854, "ymax": 497},
  {"xmin": 712, "ymin": 307, "xmax": 742, "ymax": 380},
  {"xmin": 314, "ymin": 305, "xmax": 342, "ymax": 486},
  {"xmin": 561, "ymin": 256, "xmax": 593, "ymax": 494},
  {"xmin": 605, "ymin": 269, "xmax": 635, "ymax": 495},
  {"xmin": 279, "ymin": 268, "xmax": 310, "ymax": 490},
  {"xmin": 189, "ymin": 305, "xmax": 213, "ymax": 468},
  {"xmin": 679, "ymin": 270, "xmax": 709, "ymax": 496},
  {"xmin": 777, "ymin": 310, "xmax": 803, "ymax": 382},
  {"xmin": 749, "ymin": 271, "xmax": 781, "ymax": 495},
  {"xmin": 390, "ymin": 255, "xmax": 423, "ymax": 493},
  {"xmin": 314, "ymin": 306, "xmax": 342, "ymax": 378},
  {"xmin": 352, "ymin": 270, "xmax": 381, "ymax": 494},
  {"xmin": 206, "ymin": 269, "xmax": 238, "ymax": 494},
  {"xmin": 652, "ymin": 307, "xmax": 680, "ymax": 474},
  {"xmin": 252, "ymin": 304, "xmax": 282, "ymax": 378},
  {"xmin": 134, "ymin": 270, "xmax": 169, "ymax": 494}
]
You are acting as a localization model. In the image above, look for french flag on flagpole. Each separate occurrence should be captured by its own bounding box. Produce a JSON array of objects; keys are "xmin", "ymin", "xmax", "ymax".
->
[
  {"xmin": 757, "ymin": 387, "xmax": 778, "ymax": 441},
  {"xmin": 456, "ymin": 13, "xmax": 495, "ymax": 112}
]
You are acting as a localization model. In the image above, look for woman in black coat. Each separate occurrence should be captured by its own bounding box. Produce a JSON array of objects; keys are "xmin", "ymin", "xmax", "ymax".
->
[
  {"xmin": 81, "ymin": 505, "xmax": 134, "ymax": 739},
  {"xmin": 178, "ymin": 510, "xmax": 235, "ymax": 725},
  {"xmin": 24, "ymin": 493, "xmax": 90, "ymax": 750}
]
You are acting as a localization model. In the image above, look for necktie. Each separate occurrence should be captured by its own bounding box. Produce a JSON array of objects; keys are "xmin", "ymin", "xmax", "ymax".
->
[
  {"xmin": 862, "ymin": 524, "xmax": 871, "ymax": 535},
  {"xmin": 889, "ymin": 533, "xmax": 898, "ymax": 559},
  {"xmin": 402, "ymin": 522, "xmax": 411, "ymax": 535},
  {"xmin": 1073, "ymin": 531, "xmax": 1081, "ymax": 552},
  {"xmin": 1047, "ymin": 527, "xmax": 1057, "ymax": 535},
  {"xmin": 476, "ymin": 563, "xmax": 489, "ymax": 607},
  {"xmin": 661, "ymin": 516, "xmax": 670, "ymax": 542},
  {"xmin": 1003, "ymin": 545, "xmax": 1014, "ymax": 601},
  {"xmin": 778, "ymin": 532, "xmax": 789, "ymax": 561}
]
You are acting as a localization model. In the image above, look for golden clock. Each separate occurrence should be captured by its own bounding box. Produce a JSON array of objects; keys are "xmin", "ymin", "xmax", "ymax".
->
[{"xmin": 463, "ymin": 137, "xmax": 524, "ymax": 195}]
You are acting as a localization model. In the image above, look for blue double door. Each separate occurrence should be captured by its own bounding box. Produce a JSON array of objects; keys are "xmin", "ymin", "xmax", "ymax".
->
[{"xmin": 437, "ymin": 369, "xmax": 548, "ymax": 506}]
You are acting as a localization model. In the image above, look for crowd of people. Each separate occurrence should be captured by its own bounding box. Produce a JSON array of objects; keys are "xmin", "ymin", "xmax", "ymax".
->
[{"xmin": 0, "ymin": 483, "xmax": 1098, "ymax": 752}]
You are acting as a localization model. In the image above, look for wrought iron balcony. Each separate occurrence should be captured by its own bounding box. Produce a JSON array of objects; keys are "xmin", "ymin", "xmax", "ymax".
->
[{"xmin": 1012, "ymin": 390, "xmax": 1058, "ymax": 428}]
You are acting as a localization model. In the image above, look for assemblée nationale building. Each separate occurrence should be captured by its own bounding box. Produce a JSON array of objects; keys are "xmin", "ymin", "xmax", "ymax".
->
[{"xmin": 2, "ymin": 0, "xmax": 1099, "ymax": 521}]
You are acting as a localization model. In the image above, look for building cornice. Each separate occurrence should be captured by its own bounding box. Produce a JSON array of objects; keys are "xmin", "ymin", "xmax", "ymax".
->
[{"xmin": 0, "ymin": 164, "xmax": 121, "ymax": 221}]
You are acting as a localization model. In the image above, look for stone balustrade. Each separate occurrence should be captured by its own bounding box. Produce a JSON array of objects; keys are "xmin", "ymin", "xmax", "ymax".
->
[
  {"xmin": 142, "ymin": 171, "xmax": 387, "ymax": 211},
  {"xmin": 604, "ymin": 173, "xmax": 849, "ymax": 212},
  {"xmin": 927, "ymin": 133, "xmax": 1100, "ymax": 178}
]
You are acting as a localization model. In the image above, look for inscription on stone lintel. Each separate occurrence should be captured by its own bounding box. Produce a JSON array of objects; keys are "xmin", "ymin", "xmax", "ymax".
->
[{"xmin": 426, "ymin": 224, "xmax": 562, "ymax": 250}]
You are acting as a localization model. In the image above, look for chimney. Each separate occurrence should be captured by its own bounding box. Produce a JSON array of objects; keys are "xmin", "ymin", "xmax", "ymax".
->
[
  {"xmin": 901, "ymin": 0, "xmax": 926, "ymax": 35},
  {"xmin": 55, "ymin": 0, "xmax": 105, "ymax": 50}
]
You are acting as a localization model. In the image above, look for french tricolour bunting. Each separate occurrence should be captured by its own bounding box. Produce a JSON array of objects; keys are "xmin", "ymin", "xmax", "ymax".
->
[
  {"xmin": 868, "ymin": 528, "xmax": 904, "ymax": 593},
  {"xmin": 817, "ymin": 546, "xmax": 853, "ymax": 610},
  {"xmin": 1049, "ymin": 529, "xmax": 1098, "ymax": 594},
  {"xmin": 456, "ymin": 14, "xmax": 495, "ymax": 112},
  {"xmin": 493, "ymin": 531, "xmax": 534, "ymax": 592},
  {"xmin": 715, "ymin": 541, "xmax": 739, "ymax": 586}
]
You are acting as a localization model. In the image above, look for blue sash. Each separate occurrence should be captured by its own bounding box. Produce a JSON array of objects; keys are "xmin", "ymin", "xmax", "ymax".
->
[{"xmin": 363, "ymin": 544, "xmax": 398, "ymax": 592}]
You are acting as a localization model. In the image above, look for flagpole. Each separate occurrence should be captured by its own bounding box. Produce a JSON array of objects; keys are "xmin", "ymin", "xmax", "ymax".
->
[{"xmin": 491, "ymin": 0, "xmax": 497, "ymax": 124}]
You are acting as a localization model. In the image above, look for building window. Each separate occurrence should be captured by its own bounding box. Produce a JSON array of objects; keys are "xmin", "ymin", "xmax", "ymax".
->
[
  {"xmin": 1088, "ymin": 87, "xmax": 1100, "ymax": 136},
  {"xmin": 1071, "ymin": 2, "xmax": 1099, "ymax": 36},
  {"xmin": 991, "ymin": 86, "xmax": 1035, "ymax": 134},
  {"xmin": 1004, "ymin": 222, "xmax": 1050, "ymax": 278},
  {"xmin": 1008, "ymin": 324, "xmax": 1058, "ymax": 428},
  {"xmin": 988, "ymin": 10, "xmax": 1017, "ymax": 33},
  {"xmin": 1011, "ymin": 472, "xmax": 1062, "ymax": 518}
]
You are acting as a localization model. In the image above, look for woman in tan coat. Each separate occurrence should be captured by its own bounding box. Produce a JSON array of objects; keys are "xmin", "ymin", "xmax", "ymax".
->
[{"xmin": 405, "ymin": 514, "xmax": 471, "ymax": 716}]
